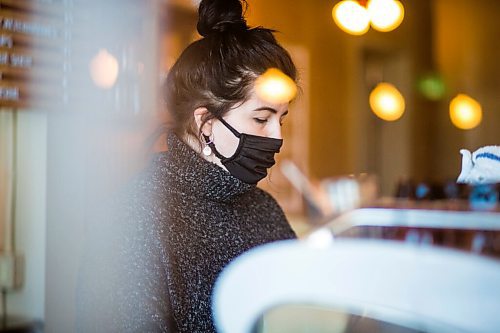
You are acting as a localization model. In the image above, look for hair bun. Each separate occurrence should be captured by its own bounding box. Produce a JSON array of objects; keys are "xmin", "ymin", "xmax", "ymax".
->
[{"xmin": 197, "ymin": 0, "xmax": 248, "ymax": 37}]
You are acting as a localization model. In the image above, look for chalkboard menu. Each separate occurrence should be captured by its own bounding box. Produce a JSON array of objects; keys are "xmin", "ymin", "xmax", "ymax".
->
[{"xmin": 0, "ymin": 0, "xmax": 73, "ymax": 108}]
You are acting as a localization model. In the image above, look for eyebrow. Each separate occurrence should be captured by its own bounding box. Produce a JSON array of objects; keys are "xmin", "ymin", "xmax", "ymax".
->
[{"xmin": 253, "ymin": 107, "xmax": 288, "ymax": 116}]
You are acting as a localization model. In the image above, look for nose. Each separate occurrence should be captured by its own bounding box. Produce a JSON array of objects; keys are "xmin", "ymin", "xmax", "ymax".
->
[{"xmin": 268, "ymin": 122, "xmax": 282, "ymax": 140}]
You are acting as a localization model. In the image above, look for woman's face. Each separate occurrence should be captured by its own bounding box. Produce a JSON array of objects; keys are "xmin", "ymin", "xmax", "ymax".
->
[{"xmin": 210, "ymin": 88, "xmax": 289, "ymax": 159}]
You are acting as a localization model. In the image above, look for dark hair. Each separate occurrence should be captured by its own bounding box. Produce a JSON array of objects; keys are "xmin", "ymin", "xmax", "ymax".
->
[{"xmin": 164, "ymin": 0, "xmax": 297, "ymax": 143}]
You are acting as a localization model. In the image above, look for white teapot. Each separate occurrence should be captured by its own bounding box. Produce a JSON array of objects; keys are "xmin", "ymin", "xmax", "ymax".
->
[{"xmin": 457, "ymin": 146, "xmax": 500, "ymax": 184}]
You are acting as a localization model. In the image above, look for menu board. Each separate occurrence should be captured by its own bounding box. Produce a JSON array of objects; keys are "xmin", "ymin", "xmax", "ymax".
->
[{"xmin": 0, "ymin": 0, "xmax": 72, "ymax": 108}]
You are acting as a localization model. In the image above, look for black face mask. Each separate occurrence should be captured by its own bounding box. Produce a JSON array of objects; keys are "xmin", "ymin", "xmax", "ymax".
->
[{"xmin": 204, "ymin": 117, "xmax": 283, "ymax": 184}]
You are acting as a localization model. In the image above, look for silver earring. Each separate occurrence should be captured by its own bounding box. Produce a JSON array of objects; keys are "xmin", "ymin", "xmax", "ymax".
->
[{"xmin": 201, "ymin": 133, "xmax": 214, "ymax": 156}]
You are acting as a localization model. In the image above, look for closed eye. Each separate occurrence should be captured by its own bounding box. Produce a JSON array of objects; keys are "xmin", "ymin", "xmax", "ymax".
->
[{"xmin": 254, "ymin": 118, "xmax": 268, "ymax": 124}]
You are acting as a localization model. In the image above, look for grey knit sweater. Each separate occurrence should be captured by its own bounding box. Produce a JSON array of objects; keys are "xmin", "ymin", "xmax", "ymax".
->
[{"xmin": 77, "ymin": 133, "xmax": 296, "ymax": 332}]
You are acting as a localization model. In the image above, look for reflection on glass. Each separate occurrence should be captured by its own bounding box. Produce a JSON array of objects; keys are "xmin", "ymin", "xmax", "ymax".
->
[{"xmin": 89, "ymin": 49, "xmax": 120, "ymax": 89}]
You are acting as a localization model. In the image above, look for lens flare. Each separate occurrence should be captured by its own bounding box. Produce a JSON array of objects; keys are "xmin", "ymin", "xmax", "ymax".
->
[
  {"xmin": 255, "ymin": 68, "xmax": 297, "ymax": 104},
  {"xmin": 332, "ymin": 0, "xmax": 370, "ymax": 36},
  {"xmin": 367, "ymin": 0, "xmax": 404, "ymax": 32},
  {"xmin": 89, "ymin": 49, "xmax": 119, "ymax": 89},
  {"xmin": 449, "ymin": 94, "xmax": 482, "ymax": 130},
  {"xmin": 369, "ymin": 82, "xmax": 405, "ymax": 121}
]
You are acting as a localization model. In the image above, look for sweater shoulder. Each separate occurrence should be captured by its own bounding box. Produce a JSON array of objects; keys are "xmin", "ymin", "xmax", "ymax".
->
[
  {"xmin": 252, "ymin": 186, "xmax": 281, "ymax": 207},
  {"xmin": 247, "ymin": 187, "xmax": 296, "ymax": 237}
]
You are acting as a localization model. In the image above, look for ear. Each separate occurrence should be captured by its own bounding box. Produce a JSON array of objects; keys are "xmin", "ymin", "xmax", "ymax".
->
[{"xmin": 194, "ymin": 107, "xmax": 213, "ymax": 136}]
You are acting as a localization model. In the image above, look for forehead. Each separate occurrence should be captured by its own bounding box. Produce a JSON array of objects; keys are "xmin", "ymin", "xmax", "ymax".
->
[{"xmin": 231, "ymin": 89, "xmax": 289, "ymax": 113}]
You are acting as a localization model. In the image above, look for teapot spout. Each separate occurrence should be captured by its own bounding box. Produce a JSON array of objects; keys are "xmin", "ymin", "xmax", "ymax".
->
[{"xmin": 457, "ymin": 149, "xmax": 473, "ymax": 183}]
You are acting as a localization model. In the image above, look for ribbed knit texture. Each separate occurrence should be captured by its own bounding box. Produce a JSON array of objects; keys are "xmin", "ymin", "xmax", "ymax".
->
[{"xmin": 77, "ymin": 133, "xmax": 296, "ymax": 332}]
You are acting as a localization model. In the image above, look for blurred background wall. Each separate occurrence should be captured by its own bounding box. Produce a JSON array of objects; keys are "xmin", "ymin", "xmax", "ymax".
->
[{"xmin": 248, "ymin": 0, "xmax": 500, "ymax": 196}]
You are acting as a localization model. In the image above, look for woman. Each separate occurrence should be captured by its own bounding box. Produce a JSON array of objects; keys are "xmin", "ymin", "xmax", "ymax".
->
[
  {"xmin": 161, "ymin": 0, "xmax": 298, "ymax": 331},
  {"xmin": 78, "ymin": 0, "xmax": 297, "ymax": 332}
]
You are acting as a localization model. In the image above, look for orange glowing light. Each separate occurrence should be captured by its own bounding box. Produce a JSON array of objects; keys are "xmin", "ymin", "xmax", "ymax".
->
[
  {"xmin": 332, "ymin": 0, "xmax": 370, "ymax": 36},
  {"xmin": 449, "ymin": 94, "xmax": 482, "ymax": 130},
  {"xmin": 369, "ymin": 82, "xmax": 405, "ymax": 121},
  {"xmin": 367, "ymin": 0, "xmax": 404, "ymax": 32},
  {"xmin": 255, "ymin": 68, "xmax": 297, "ymax": 104}
]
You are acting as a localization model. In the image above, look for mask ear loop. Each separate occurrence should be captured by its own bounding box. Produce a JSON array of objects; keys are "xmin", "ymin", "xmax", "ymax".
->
[
  {"xmin": 201, "ymin": 132, "xmax": 214, "ymax": 156},
  {"xmin": 201, "ymin": 110, "xmax": 232, "ymax": 160},
  {"xmin": 217, "ymin": 116, "xmax": 241, "ymax": 138}
]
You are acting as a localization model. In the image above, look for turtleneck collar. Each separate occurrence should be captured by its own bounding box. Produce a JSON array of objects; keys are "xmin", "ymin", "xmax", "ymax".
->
[{"xmin": 163, "ymin": 133, "xmax": 254, "ymax": 202}]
